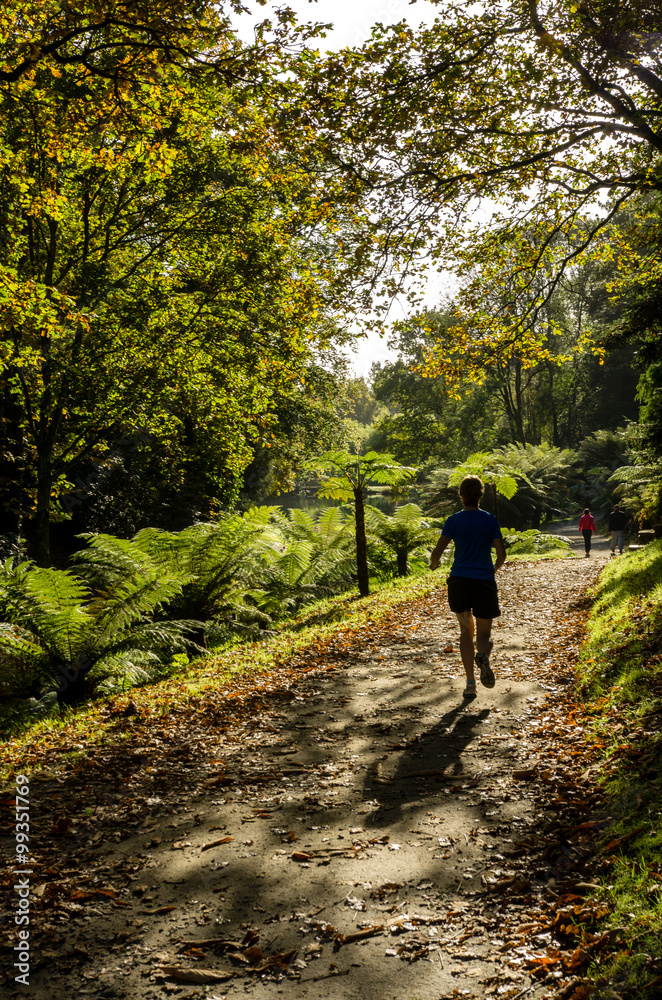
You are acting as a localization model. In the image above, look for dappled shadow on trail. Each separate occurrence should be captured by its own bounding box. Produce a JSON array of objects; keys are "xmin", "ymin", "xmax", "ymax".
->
[
  {"xmin": 1, "ymin": 557, "xmax": 614, "ymax": 1000},
  {"xmin": 363, "ymin": 704, "xmax": 490, "ymax": 827}
]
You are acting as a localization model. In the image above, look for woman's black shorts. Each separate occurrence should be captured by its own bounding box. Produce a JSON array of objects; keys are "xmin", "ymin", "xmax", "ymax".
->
[{"xmin": 447, "ymin": 576, "xmax": 501, "ymax": 619}]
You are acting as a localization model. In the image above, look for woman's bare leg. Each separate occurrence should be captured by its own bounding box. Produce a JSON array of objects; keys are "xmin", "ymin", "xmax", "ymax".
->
[
  {"xmin": 455, "ymin": 611, "xmax": 475, "ymax": 681},
  {"xmin": 475, "ymin": 618, "xmax": 494, "ymax": 659}
]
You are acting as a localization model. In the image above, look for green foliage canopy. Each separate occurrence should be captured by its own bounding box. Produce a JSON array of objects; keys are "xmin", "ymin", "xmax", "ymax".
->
[
  {"xmin": 300, "ymin": 0, "xmax": 662, "ymax": 377},
  {"xmin": 0, "ymin": 0, "xmax": 365, "ymax": 564}
]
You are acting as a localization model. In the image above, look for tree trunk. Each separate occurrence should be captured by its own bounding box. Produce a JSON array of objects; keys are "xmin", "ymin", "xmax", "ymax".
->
[
  {"xmin": 396, "ymin": 548, "xmax": 408, "ymax": 577},
  {"xmin": 547, "ymin": 361, "xmax": 560, "ymax": 447},
  {"xmin": 33, "ymin": 452, "xmax": 53, "ymax": 566},
  {"xmin": 0, "ymin": 370, "xmax": 24, "ymax": 535},
  {"xmin": 501, "ymin": 370, "xmax": 525, "ymax": 446},
  {"xmin": 513, "ymin": 362, "xmax": 526, "ymax": 444},
  {"xmin": 353, "ymin": 486, "xmax": 370, "ymax": 597}
]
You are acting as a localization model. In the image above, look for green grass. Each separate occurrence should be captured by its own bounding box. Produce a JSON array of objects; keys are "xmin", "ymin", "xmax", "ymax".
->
[{"xmin": 577, "ymin": 540, "xmax": 662, "ymax": 999}]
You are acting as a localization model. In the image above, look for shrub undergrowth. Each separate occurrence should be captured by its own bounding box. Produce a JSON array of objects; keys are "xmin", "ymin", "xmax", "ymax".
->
[{"xmin": 0, "ymin": 568, "xmax": 448, "ymax": 776}]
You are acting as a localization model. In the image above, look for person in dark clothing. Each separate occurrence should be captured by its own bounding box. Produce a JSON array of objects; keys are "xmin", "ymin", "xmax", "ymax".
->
[
  {"xmin": 578, "ymin": 507, "xmax": 597, "ymax": 557},
  {"xmin": 609, "ymin": 504, "xmax": 627, "ymax": 555},
  {"xmin": 429, "ymin": 475, "xmax": 507, "ymax": 699}
]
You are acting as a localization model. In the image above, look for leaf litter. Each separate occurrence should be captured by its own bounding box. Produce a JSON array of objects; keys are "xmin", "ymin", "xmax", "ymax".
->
[{"xmin": 0, "ymin": 556, "xmax": 620, "ymax": 999}]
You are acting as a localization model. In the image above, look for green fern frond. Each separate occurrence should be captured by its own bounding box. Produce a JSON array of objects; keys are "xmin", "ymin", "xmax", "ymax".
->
[
  {"xmin": 274, "ymin": 540, "xmax": 314, "ymax": 587},
  {"xmin": 285, "ymin": 508, "xmax": 318, "ymax": 539},
  {"xmin": 72, "ymin": 533, "xmax": 156, "ymax": 594},
  {"xmin": 118, "ymin": 619, "xmax": 203, "ymax": 649},
  {"xmin": 21, "ymin": 566, "xmax": 89, "ymax": 612},
  {"xmin": 90, "ymin": 574, "xmax": 185, "ymax": 640},
  {"xmin": 316, "ymin": 506, "xmax": 349, "ymax": 545},
  {"xmin": 609, "ymin": 464, "xmax": 662, "ymax": 486},
  {"xmin": 316, "ymin": 477, "xmax": 354, "ymax": 502},
  {"xmin": 0, "ymin": 623, "xmax": 45, "ymax": 663},
  {"xmin": 131, "ymin": 527, "xmax": 193, "ymax": 574},
  {"xmin": 88, "ymin": 649, "xmax": 160, "ymax": 692}
]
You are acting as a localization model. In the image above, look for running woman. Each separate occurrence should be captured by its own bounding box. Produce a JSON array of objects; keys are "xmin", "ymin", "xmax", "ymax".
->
[{"xmin": 429, "ymin": 475, "xmax": 507, "ymax": 699}]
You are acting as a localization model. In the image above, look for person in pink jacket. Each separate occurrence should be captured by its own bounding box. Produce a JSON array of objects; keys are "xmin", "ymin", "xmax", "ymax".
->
[{"xmin": 578, "ymin": 507, "xmax": 597, "ymax": 557}]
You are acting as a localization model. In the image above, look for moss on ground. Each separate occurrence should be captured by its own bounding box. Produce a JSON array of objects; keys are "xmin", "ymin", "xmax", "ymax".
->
[{"xmin": 578, "ymin": 540, "xmax": 662, "ymax": 999}]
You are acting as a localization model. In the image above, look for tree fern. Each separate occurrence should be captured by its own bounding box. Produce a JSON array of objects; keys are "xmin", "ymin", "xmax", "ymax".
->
[
  {"xmin": 0, "ymin": 533, "xmax": 204, "ymax": 702},
  {"xmin": 255, "ymin": 506, "xmax": 356, "ymax": 616},
  {"xmin": 71, "ymin": 533, "xmax": 154, "ymax": 590},
  {"xmin": 316, "ymin": 506, "xmax": 348, "ymax": 547},
  {"xmin": 172, "ymin": 507, "xmax": 281, "ymax": 621},
  {"xmin": 609, "ymin": 463, "xmax": 662, "ymax": 525},
  {"xmin": 365, "ymin": 503, "xmax": 442, "ymax": 576}
]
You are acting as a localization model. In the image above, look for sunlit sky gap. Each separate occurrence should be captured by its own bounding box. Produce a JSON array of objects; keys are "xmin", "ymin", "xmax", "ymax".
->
[{"xmin": 232, "ymin": 1, "xmax": 454, "ymax": 377}]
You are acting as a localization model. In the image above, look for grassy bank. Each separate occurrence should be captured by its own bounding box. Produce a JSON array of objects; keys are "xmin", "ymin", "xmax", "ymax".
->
[
  {"xmin": 0, "ymin": 570, "xmax": 445, "ymax": 778},
  {"xmin": 577, "ymin": 540, "xmax": 662, "ymax": 999},
  {"xmin": 0, "ymin": 540, "xmax": 574, "ymax": 777}
]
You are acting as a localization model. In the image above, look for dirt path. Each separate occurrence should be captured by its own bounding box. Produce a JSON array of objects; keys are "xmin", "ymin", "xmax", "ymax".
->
[{"xmin": 2, "ymin": 555, "xmax": 611, "ymax": 1000}]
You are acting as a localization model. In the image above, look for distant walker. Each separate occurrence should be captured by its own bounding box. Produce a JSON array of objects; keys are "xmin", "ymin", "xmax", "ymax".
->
[
  {"xmin": 609, "ymin": 504, "xmax": 627, "ymax": 556},
  {"xmin": 578, "ymin": 507, "xmax": 597, "ymax": 558}
]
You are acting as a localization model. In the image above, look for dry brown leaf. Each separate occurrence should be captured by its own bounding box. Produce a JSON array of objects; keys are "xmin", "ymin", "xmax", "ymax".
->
[
  {"xmin": 292, "ymin": 850, "xmax": 314, "ymax": 862},
  {"xmin": 512, "ymin": 766, "xmax": 538, "ymax": 780},
  {"xmin": 157, "ymin": 965, "xmax": 234, "ymax": 984},
  {"xmin": 201, "ymin": 836, "xmax": 233, "ymax": 851}
]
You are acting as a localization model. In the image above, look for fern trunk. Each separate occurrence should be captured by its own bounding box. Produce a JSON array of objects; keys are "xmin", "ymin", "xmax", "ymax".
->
[
  {"xmin": 353, "ymin": 486, "xmax": 370, "ymax": 597},
  {"xmin": 396, "ymin": 548, "xmax": 408, "ymax": 577}
]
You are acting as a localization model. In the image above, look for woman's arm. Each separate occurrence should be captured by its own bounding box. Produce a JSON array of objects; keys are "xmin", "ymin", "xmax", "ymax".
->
[{"xmin": 430, "ymin": 534, "xmax": 451, "ymax": 570}]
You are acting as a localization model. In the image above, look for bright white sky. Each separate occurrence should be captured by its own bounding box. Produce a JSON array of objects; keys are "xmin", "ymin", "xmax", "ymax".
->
[
  {"xmin": 279, "ymin": 0, "xmax": 440, "ymax": 50},
  {"xmin": 235, "ymin": 0, "xmax": 442, "ymax": 50},
  {"xmin": 235, "ymin": 0, "xmax": 450, "ymax": 379}
]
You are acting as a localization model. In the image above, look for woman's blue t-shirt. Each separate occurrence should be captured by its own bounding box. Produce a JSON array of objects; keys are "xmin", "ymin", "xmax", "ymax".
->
[{"xmin": 441, "ymin": 508, "xmax": 502, "ymax": 580}]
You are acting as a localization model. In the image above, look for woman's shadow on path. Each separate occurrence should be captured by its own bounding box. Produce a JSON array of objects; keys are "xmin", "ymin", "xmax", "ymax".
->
[{"xmin": 362, "ymin": 700, "xmax": 490, "ymax": 828}]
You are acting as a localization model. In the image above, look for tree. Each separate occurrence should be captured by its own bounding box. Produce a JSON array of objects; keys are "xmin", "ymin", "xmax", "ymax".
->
[
  {"xmin": 0, "ymin": 1, "xmax": 358, "ymax": 563},
  {"xmin": 447, "ymin": 453, "xmax": 527, "ymax": 522},
  {"xmin": 498, "ymin": 443, "xmax": 575, "ymax": 526},
  {"xmin": 370, "ymin": 308, "xmax": 503, "ymax": 463},
  {"xmin": 0, "ymin": 1, "xmax": 278, "ymax": 85},
  {"xmin": 239, "ymin": 350, "xmax": 350, "ymax": 503},
  {"xmin": 364, "ymin": 503, "xmax": 440, "ymax": 577},
  {"xmin": 304, "ymin": 450, "xmax": 416, "ymax": 596},
  {"xmin": 258, "ymin": 506, "xmax": 356, "ymax": 614},
  {"xmin": 340, "ymin": 378, "xmax": 382, "ymax": 426},
  {"xmin": 301, "ymin": 1, "xmax": 662, "ymax": 377},
  {"xmin": 420, "ymin": 452, "xmax": 530, "ymax": 523}
]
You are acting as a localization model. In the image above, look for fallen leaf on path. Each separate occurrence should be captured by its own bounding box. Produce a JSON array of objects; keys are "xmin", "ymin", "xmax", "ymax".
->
[
  {"xmin": 157, "ymin": 966, "xmax": 234, "ymax": 983},
  {"xmin": 340, "ymin": 925, "xmax": 385, "ymax": 944},
  {"xmin": 201, "ymin": 836, "xmax": 233, "ymax": 851},
  {"xmin": 177, "ymin": 937, "xmax": 242, "ymax": 950},
  {"xmin": 512, "ymin": 767, "xmax": 538, "ymax": 780}
]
